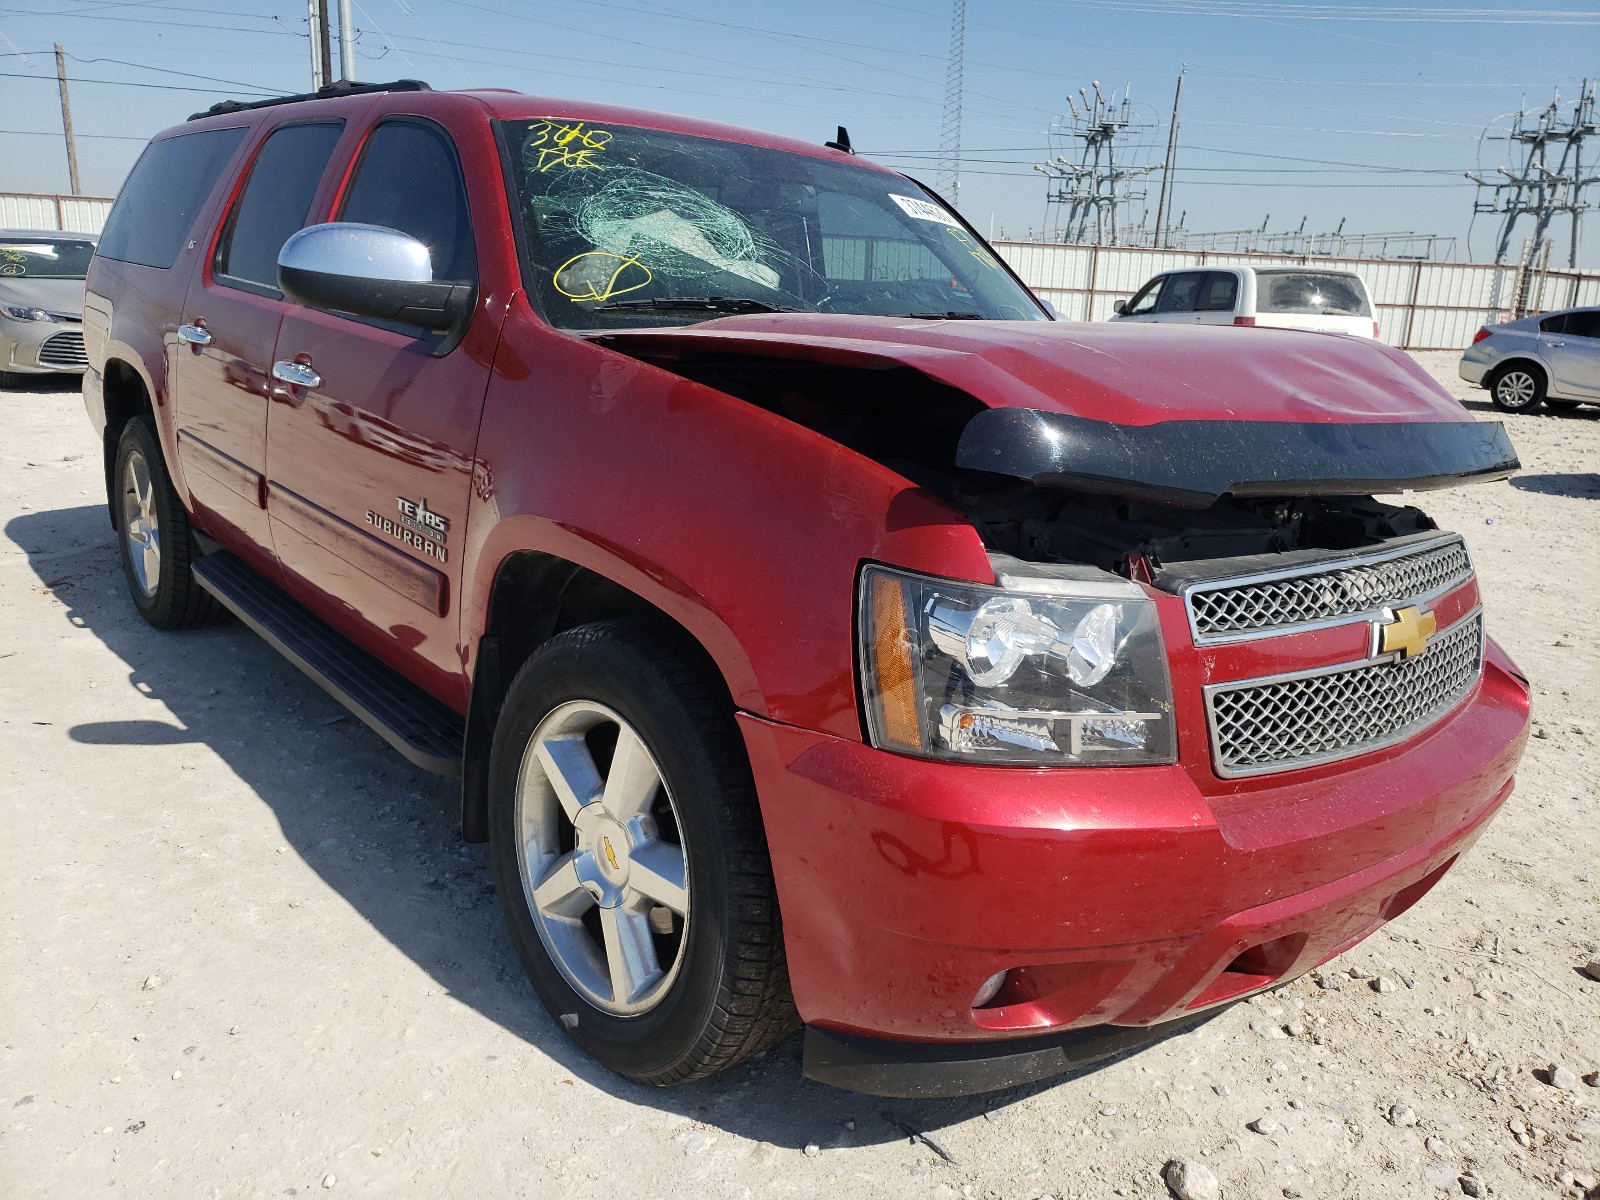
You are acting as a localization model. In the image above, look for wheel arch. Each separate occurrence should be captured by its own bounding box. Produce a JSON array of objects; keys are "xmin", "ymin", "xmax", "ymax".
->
[
  {"xmin": 459, "ymin": 548, "xmax": 748, "ymax": 843},
  {"xmin": 1490, "ymin": 356, "xmax": 1547, "ymax": 384},
  {"xmin": 99, "ymin": 358, "xmax": 156, "ymax": 529}
]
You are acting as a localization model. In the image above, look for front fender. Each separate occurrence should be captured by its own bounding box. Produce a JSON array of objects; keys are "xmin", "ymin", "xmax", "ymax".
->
[{"xmin": 460, "ymin": 302, "xmax": 995, "ymax": 738}]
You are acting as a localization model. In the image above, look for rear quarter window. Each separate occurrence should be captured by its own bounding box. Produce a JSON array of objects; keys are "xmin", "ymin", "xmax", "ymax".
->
[
  {"xmin": 96, "ymin": 127, "xmax": 247, "ymax": 269},
  {"xmin": 1256, "ymin": 272, "xmax": 1371, "ymax": 317}
]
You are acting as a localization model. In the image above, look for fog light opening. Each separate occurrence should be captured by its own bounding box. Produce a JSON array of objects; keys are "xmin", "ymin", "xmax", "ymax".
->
[{"xmin": 972, "ymin": 970, "xmax": 1009, "ymax": 1009}]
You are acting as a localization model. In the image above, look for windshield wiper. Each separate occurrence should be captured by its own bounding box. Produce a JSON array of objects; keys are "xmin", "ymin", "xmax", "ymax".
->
[
  {"xmin": 892, "ymin": 310, "xmax": 987, "ymax": 320},
  {"xmin": 592, "ymin": 296, "xmax": 801, "ymax": 314}
]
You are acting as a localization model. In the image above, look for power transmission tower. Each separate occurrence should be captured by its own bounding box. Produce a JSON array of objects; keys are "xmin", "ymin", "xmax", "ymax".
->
[
  {"xmin": 1469, "ymin": 80, "xmax": 1597, "ymax": 270},
  {"xmin": 1035, "ymin": 83, "xmax": 1159, "ymax": 245},
  {"xmin": 937, "ymin": 0, "xmax": 965, "ymax": 205}
]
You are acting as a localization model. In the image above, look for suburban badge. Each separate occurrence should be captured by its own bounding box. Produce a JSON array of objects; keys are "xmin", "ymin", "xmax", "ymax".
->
[{"xmin": 365, "ymin": 495, "xmax": 450, "ymax": 562}]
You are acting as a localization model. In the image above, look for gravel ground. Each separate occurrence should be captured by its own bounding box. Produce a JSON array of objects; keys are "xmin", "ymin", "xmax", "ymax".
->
[{"xmin": 2, "ymin": 352, "xmax": 1596, "ymax": 1200}]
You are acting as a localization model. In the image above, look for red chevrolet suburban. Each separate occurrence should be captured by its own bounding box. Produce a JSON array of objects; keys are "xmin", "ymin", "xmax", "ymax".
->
[{"xmin": 82, "ymin": 80, "xmax": 1529, "ymax": 1098}]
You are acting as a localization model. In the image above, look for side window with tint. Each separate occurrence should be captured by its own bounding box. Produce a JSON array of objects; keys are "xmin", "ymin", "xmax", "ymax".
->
[
  {"xmin": 1564, "ymin": 312, "xmax": 1600, "ymax": 338},
  {"xmin": 217, "ymin": 121, "xmax": 344, "ymax": 292},
  {"xmin": 97, "ymin": 128, "xmax": 247, "ymax": 269},
  {"xmin": 1197, "ymin": 272, "xmax": 1239, "ymax": 312},
  {"xmin": 339, "ymin": 121, "xmax": 477, "ymax": 283},
  {"xmin": 1156, "ymin": 272, "xmax": 1202, "ymax": 313},
  {"xmin": 1539, "ymin": 314, "xmax": 1569, "ymax": 335},
  {"xmin": 1125, "ymin": 278, "xmax": 1164, "ymax": 315}
]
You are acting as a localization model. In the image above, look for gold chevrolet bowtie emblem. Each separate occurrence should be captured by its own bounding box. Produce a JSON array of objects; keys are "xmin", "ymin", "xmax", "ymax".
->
[
  {"xmin": 602, "ymin": 836, "xmax": 620, "ymax": 871},
  {"xmin": 1377, "ymin": 604, "xmax": 1437, "ymax": 660}
]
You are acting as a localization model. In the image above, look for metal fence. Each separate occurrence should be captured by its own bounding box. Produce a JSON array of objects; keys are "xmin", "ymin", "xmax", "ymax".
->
[
  {"xmin": 0, "ymin": 192, "xmax": 114, "ymax": 235},
  {"xmin": 995, "ymin": 240, "xmax": 1600, "ymax": 350}
]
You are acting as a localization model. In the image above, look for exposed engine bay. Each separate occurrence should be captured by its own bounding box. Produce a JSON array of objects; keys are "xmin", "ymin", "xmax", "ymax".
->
[{"xmin": 598, "ymin": 346, "xmax": 1441, "ymax": 585}]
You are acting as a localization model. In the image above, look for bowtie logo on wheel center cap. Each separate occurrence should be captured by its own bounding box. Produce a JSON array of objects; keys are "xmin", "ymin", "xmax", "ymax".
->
[{"xmin": 575, "ymin": 807, "xmax": 633, "ymax": 897}]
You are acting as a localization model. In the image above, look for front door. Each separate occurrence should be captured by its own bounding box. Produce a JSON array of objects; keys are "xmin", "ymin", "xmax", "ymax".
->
[
  {"xmin": 265, "ymin": 117, "xmax": 493, "ymax": 706},
  {"xmin": 169, "ymin": 119, "xmax": 345, "ymax": 571}
]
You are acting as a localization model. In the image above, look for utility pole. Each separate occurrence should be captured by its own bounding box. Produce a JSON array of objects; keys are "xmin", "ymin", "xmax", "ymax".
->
[
  {"xmin": 53, "ymin": 43, "xmax": 81, "ymax": 197},
  {"xmin": 937, "ymin": 0, "xmax": 965, "ymax": 205},
  {"xmin": 338, "ymin": 0, "xmax": 357, "ymax": 83},
  {"xmin": 1153, "ymin": 70, "xmax": 1184, "ymax": 249},
  {"xmin": 308, "ymin": 0, "xmax": 333, "ymax": 89}
]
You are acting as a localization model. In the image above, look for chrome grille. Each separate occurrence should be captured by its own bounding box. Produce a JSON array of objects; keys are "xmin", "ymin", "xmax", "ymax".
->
[
  {"xmin": 1187, "ymin": 537, "xmax": 1472, "ymax": 642},
  {"xmin": 38, "ymin": 330, "xmax": 86, "ymax": 369},
  {"xmin": 1206, "ymin": 612, "xmax": 1483, "ymax": 777}
]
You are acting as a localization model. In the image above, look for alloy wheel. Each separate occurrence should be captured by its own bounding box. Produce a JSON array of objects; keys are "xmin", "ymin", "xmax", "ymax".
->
[
  {"xmin": 1495, "ymin": 370, "xmax": 1538, "ymax": 409},
  {"xmin": 121, "ymin": 448, "xmax": 161, "ymax": 598},
  {"xmin": 514, "ymin": 700, "xmax": 690, "ymax": 1017}
]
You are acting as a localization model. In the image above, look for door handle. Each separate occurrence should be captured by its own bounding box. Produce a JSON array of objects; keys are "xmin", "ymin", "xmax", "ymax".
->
[
  {"xmin": 1545, "ymin": 339, "xmax": 1566, "ymax": 347},
  {"xmin": 272, "ymin": 359, "xmax": 322, "ymax": 390},
  {"xmin": 177, "ymin": 322, "xmax": 212, "ymax": 346}
]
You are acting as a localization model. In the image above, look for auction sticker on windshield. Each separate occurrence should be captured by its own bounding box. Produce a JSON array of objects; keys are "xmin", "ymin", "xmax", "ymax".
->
[{"xmin": 889, "ymin": 194, "xmax": 957, "ymax": 224}]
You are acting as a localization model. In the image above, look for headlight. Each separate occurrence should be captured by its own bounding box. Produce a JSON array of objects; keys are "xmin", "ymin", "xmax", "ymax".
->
[
  {"xmin": 2, "ymin": 305, "xmax": 53, "ymax": 322},
  {"xmin": 858, "ymin": 564, "xmax": 1176, "ymax": 766}
]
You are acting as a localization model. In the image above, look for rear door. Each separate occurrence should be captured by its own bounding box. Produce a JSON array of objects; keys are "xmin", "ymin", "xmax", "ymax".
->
[
  {"xmin": 169, "ymin": 119, "xmax": 345, "ymax": 569},
  {"xmin": 1193, "ymin": 270, "xmax": 1241, "ymax": 326},
  {"xmin": 1541, "ymin": 310, "xmax": 1600, "ymax": 399},
  {"xmin": 264, "ymin": 115, "xmax": 495, "ymax": 704}
]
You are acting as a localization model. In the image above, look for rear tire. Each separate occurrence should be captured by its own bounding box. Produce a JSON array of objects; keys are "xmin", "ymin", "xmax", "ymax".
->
[
  {"xmin": 1487, "ymin": 363, "xmax": 1546, "ymax": 412},
  {"xmin": 113, "ymin": 416, "xmax": 222, "ymax": 630},
  {"xmin": 487, "ymin": 619, "xmax": 796, "ymax": 1085}
]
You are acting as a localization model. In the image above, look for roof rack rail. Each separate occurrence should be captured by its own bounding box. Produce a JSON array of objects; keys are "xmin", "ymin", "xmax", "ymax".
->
[{"xmin": 188, "ymin": 78, "xmax": 432, "ymax": 122}]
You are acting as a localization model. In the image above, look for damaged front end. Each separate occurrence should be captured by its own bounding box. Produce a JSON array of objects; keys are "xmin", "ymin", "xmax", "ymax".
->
[{"xmin": 595, "ymin": 318, "xmax": 1519, "ymax": 778}]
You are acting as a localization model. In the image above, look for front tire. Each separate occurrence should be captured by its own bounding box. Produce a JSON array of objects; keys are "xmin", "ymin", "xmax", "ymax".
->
[
  {"xmin": 1488, "ymin": 363, "xmax": 1547, "ymax": 412},
  {"xmin": 488, "ymin": 620, "xmax": 795, "ymax": 1084},
  {"xmin": 113, "ymin": 416, "xmax": 221, "ymax": 629}
]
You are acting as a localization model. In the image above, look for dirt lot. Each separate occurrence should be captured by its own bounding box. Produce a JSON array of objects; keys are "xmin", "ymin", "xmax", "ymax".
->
[{"xmin": 2, "ymin": 351, "xmax": 1596, "ymax": 1200}]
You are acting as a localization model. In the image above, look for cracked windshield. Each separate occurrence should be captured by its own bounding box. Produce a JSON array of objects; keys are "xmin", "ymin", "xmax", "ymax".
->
[{"xmin": 500, "ymin": 118, "xmax": 1047, "ymax": 328}]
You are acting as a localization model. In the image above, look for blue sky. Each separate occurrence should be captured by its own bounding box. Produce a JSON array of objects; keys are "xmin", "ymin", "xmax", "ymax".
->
[{"xmin": 2, "ymin": 0, "xmax": 1596, "ymax": 264}]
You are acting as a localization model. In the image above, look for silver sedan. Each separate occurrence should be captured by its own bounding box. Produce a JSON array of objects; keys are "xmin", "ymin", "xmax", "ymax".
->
[
  {"xmin": 1459, "ymin": 305, "xmax": 1600, "ymax": 413},
  {"xmin": 0, "ymin": 230, "xmax": 98, "ymax": 387}
]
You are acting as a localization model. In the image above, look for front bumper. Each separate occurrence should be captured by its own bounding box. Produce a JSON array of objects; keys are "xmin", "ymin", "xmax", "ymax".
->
[
  {"xmin": 3, "ymin": 321, "xmax": 88, "ymax": 375},
  {"xmin": 739, "ymin": 640, "xmax": 1528, "ymax": 1093},
  {"xmin": 803, "ymin": 1008, "xmax": 1220, "ymax": 1099}
]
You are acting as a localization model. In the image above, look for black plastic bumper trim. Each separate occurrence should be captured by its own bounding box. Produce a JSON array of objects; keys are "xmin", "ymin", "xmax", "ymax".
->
[
  {"xmin": 956, "ymin": 409, "xmax": 1519, "ymax": 507},
  {"xmin": 801, "ymin": 1011, "xmax": 1220, "ymax": 1098}
]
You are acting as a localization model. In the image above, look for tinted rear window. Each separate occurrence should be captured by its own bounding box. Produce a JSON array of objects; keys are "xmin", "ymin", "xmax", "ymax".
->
[
  {"xmin": 1256, "ymin": 272, "xmax": 1371, "ymax": 317},
  {"xmin": 96, "ymin": 128, "xmax": 246, "ymax": 269}
]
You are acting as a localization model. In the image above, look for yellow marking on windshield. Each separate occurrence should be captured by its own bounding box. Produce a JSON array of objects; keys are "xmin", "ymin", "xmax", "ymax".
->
[
  {"xmin": 946, "ymin": 227, "xmax": 998, "ymax": 270},
  {"xmin": 553, "ymin": 251, "xmax": 653, "ymax": 302},
  {"xmin": 529, "ymin": 120, "xmax": 613, "ymax": 172}
]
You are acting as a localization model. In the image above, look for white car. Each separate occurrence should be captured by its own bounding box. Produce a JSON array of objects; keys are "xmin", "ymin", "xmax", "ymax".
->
[
  {"xmin": 1458, "ymin": 306, "xmax": 1600, "ymax": 412},
  {"xmin": 1113, "ymin": 266, "xmax": 1379, "ymax": 339}
]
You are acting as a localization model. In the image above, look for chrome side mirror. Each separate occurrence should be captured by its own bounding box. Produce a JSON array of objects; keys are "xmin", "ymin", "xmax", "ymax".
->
[{"xmin": 277, "ymin": 223, "xmax": 471, "ymax": 333}]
